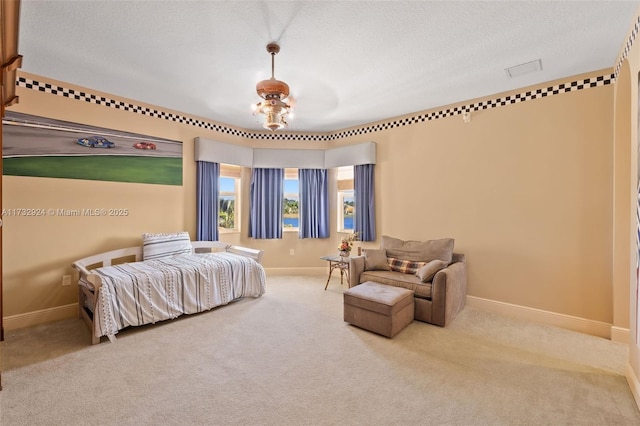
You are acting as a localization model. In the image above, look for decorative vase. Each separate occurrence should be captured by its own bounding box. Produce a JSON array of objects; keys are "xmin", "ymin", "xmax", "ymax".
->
[{"xmin": 339, "ymin": 250, "xmax": 351, "ymax": 258}]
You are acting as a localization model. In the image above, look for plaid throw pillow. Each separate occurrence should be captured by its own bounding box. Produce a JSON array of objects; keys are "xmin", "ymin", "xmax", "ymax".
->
[{"xmin": 387, "ymin": 257, "xmax": 427, "ymax": 274}]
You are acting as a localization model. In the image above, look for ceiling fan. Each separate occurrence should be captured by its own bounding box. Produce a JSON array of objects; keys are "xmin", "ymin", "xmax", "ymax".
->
[{"xmin": 252, "ymin": 42, "xmax": 294, "ymax": 131}]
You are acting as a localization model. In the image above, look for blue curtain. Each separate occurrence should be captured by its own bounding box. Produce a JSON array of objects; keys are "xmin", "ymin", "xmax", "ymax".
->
[
  {"xmin": 354, "ymin": 164, "xmax": 376, "ymax": 241},
  {"xmin": 196, "ymin": 161, "xmax": 220, "ymax": 241},
  {"xmin": 249, "ymin": 168, "xmax": 284, "ymax": 239},
  {"xmin": 298, "ymin": 169, "xmax": 329, "ymax": 239}
]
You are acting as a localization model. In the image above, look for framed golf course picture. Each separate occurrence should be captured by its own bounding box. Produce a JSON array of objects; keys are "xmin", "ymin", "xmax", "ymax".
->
[{"xmin": 2, "ymin": 111, "xmax": 183, "ymax": 185}]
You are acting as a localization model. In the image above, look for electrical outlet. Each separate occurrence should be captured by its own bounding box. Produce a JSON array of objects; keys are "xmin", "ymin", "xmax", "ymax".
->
[
  {"xmin": 62, "ymin": 275, "xmax": 72, "ymax": 286},
  {"xmin": 289, "ymin": 249, "xmax": 295, "ymax": 256}
]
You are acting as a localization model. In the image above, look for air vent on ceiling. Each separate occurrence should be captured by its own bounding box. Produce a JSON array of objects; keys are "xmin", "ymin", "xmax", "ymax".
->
[{"xmin": 504, "ymin": 59, "xmax": 543, "ymax": 79}]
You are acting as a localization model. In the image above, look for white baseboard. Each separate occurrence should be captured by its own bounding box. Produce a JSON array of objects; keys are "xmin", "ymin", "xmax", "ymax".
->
[
  {"xmin": 626, "ymin": 363, "xmax": 640, "ymax": 412},
  {"xmin": 611, "ymin": 326, "xmax": 631, "ymax": 344},
  {"xmin": 466, "ymin": 295, "xmax": 614, "ymax": 339},
  {"xmin": 3, "ymin": 303, "xmax": 78, "ymax": 331}
]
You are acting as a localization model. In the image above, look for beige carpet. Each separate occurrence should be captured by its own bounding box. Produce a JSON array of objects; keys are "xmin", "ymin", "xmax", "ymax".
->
[{"xmin": 1, "ymin": 275, "xmax": 639, "ymax": 425}]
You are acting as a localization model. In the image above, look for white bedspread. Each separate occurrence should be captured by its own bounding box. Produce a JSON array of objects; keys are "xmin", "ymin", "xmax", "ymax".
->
[{"xmin": 92, "ymin": 252, "xmax": 266, "ymax": 339}]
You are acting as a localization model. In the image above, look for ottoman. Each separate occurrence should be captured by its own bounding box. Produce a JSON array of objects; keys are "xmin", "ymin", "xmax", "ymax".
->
[{"xmin": 343, "ymin": 281, "xmax": 415, "ymax": 338}]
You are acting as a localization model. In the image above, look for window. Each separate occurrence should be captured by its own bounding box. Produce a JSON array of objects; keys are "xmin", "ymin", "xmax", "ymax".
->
[
  {"xmin": 283, "ymin": 168, "xmax": 299, "ymax": 231},
  {"xmin": 219, "ymin": 164, "xmax": 241, "ymax": 233},
  {"xmin": 337, "ymin": 166, "xmax": 354, "ymax": 232}
]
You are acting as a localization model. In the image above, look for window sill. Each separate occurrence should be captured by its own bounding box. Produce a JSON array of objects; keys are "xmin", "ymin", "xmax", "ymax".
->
[{"xmin": 219, "ymin": 229, "xmax": 240, "ymax": 235}]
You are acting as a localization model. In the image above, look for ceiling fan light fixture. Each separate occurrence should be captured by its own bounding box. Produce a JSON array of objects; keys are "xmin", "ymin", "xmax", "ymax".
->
[
  {"xmin": 263, "ymin": 111, "xmax": 287, "ymax": 131},
  {"xmin": 253, "ymin": 42, "xmax": 292, "ymax": 131}
]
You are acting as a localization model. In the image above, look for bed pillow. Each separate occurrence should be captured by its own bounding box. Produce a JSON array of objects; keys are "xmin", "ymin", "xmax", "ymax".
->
[
  {"xmin": 381, "ymin": 235, "xmax": 454, "ymax": 263},
  {"xmin": 416, "ymin": 259, "xmax": 449, "ymax": 282},
  {"xmin": 142, "ymin": 232, "xmax": 192, "ymax": 260},
  {"xmin": 364, "ymin": 249, "xmax": 391, "ymax": 271}
]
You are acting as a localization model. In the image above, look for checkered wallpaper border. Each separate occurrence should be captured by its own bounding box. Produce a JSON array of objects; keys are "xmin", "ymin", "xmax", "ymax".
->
[
  {"xmin": 15, "ymin": 72, "xmax": 615, "ymax": 142},
  {"xmin": 331, "ymin": 74, "xmax": 614, "ymax": 139},
  {"xmin": 614, "ymin": 14, "xmax": 640, "ymax": 79}
]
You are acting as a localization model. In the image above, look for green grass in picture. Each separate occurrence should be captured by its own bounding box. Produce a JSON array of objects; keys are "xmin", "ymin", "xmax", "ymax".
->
[{"xmin": 3, "ymin": 156, "xmax": 182, "ymax": 185}]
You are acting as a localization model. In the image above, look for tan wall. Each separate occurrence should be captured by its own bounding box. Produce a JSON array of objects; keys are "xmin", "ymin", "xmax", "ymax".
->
[
  {"xmin": 613, "ymin": 60, "xmax": 633, "ymax": 331},
  {"xmin": 614, "ymin": 8, "xmax": 640, "ymax": 398},
  {"xmin": 334, "ymin": 73, "xmax": 614, "ymax": 322},
  {"xmin": 3, "ymin": 69, "xmax": 616, "ymax": 327}
]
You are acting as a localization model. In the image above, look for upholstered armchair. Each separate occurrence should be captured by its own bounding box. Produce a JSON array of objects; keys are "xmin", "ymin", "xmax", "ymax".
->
[{"xmin": 349, "ymin": 236, "xmax": 467, "ymax": 326}]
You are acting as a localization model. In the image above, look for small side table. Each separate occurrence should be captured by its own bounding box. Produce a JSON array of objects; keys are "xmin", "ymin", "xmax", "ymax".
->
[{"xmin": 320, "ymin": 255, "xmax": 351, "ymax": 290}]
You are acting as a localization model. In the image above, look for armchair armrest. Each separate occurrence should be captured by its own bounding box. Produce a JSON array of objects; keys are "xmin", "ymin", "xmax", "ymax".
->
[
  {"xmin": 430, "ymin": 260, "xmax": 467, "ymax": 326},
  {"xmin": 349, "ymin": 256, "xmax": 365, "ymax": 287}
]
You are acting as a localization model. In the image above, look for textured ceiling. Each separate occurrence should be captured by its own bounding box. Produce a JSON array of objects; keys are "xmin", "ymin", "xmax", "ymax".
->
[{"xmin": 16, "ymin": 1, "xmax": 640, "ymax": 133}]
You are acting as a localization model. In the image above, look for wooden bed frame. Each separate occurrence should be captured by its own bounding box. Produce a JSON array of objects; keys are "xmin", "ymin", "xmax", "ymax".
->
[{"xmin": 72, "ymin": 241, "xmax": 264, "ymax": 344}]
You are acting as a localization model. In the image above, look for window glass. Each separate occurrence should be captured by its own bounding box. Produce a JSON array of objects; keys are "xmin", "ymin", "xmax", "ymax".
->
[
  {"xmin": 284, "ymin": 168, "xmax": 299, "ymax": 231},
  {"xmin": 219, "ymin": 164, "xmax": 241, "ymax": 233},
  {"xmin": 337, "ymin": 166, "xmax": 354, "ymax": 232}
]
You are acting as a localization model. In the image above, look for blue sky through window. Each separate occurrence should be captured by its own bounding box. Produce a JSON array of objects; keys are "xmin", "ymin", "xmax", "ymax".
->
[
  {"xmin": 284, "ymin": 179, "xmax": 298, "ymax": 193},
  {"xmin": 220, "ymin": 177, "xmax": 234, "ymax": 192}
]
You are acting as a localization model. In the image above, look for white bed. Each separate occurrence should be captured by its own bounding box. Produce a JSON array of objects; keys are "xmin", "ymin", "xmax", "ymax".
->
[{"xmin": 73, "ymin": 237, "xmax": 265, "ymax": 344}]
